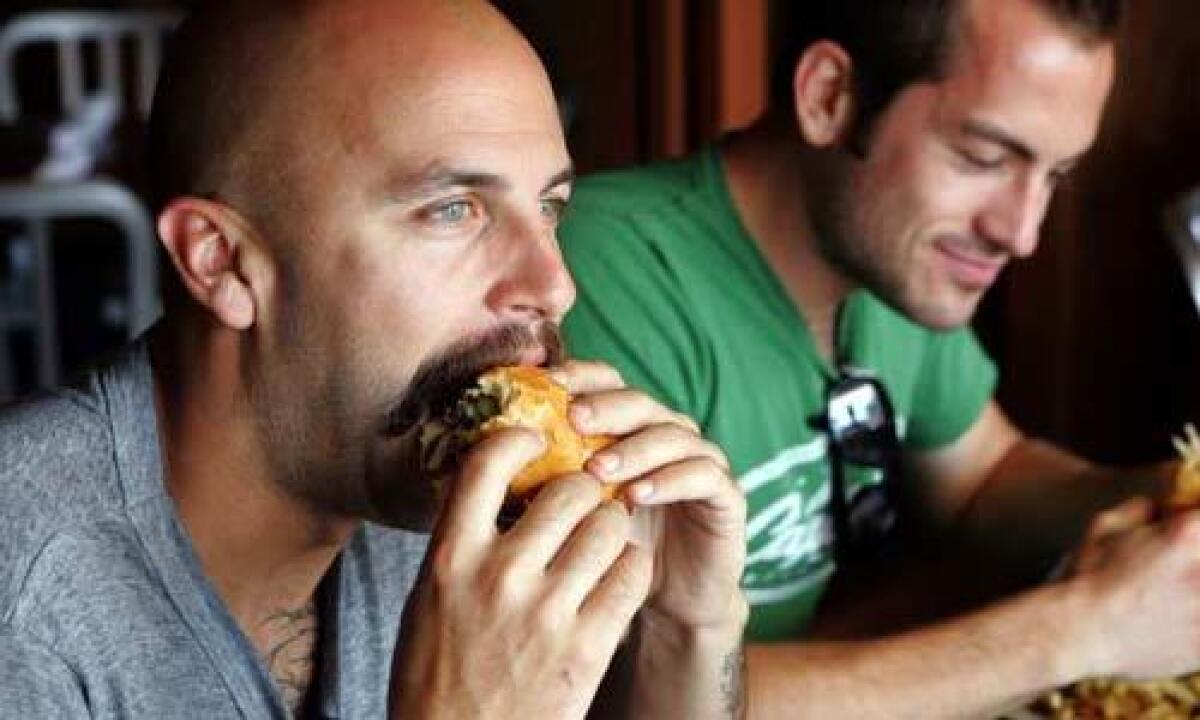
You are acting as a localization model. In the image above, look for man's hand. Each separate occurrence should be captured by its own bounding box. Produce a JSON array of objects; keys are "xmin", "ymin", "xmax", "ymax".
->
[
  {"xmin": 390, "ymin": 428, "xmax": 653, "ymax": 720},
  {"xmin": 551, "ymin": 360, "xmax": 748, "ymax": 718},
  {"xmin": 550, "ymin": 360, "xmax": 746, "ymax": 630},
  {"xmin": 1064, "ymin": 498, "xmax": 1200, "ymax": 681}
]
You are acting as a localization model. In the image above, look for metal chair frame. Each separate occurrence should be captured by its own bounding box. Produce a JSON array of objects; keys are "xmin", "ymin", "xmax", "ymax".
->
[
  {"xmin": 0, "ymin": 10, "xmax": 183, "ymax": 124},
  {"xmin": 0, "ymin": 180, "xmax": 160, "ymax": 395}
]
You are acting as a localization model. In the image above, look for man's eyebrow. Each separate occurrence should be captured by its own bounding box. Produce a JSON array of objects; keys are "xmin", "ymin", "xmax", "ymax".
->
[
  {"xmin": 962, "ymin": 119, "xmax": 1088, "ymax": 169},
  {"xmin": 962, "ymin": 119, "xmax": 1038, "ymax": 162},
  {"xmin": 382, "ymin": 165, "xmax": 510, "ymax": 204}
]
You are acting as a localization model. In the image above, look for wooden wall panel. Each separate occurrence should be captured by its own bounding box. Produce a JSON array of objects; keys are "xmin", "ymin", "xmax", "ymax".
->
[
  {"xmin": 713, "ymin": 0, "xmax": 768, "ymax": 131},
  {"xmin": 497, "ymin": 0, "xmax": 767, "ymax": 173}
]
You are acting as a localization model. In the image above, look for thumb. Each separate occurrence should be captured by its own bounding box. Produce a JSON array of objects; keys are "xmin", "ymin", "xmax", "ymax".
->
[{"xmin": 1074, "ymin": 496, "xmax": 1155, "ymax": 574}]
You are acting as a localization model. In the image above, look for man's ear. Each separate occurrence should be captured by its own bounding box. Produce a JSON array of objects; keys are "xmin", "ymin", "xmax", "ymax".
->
[
  {"xmin": 157, "ymin": 198, "xmax": 259, "ymax": 331},
  {"xmin": 791, "ymin": 40, "xmax": 857, "ymax": 149}
]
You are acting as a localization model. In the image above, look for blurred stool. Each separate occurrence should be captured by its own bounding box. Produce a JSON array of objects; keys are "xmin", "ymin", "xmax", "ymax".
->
[
  {"xmin": 0, "ymin": 9, "xmax": 183, "ymax": 125},
  {"xmin": 0, "ymin": 180, "xmax": 159, "ymax": 395}
]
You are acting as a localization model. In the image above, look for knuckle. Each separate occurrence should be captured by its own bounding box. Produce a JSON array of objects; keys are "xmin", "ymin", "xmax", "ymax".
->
[
  {"xmin": 682, "ymin": 455, "xmax": 732, "ymax": 488},
  {"xmin": 545, "ymin": 473, "xmax": 606, "ymax": 508},
  {"xmin": 627, "ymin": 547, "xmax": 654, "ymax": 590},
  {"xmin": 726, "ymin": 480, "xmax": 749, "ymax": 517},
  {"xmin": 582, "ymin": 500, "xmax": 632, "ymax": 541},
  {"xmin": 570, "ymin": 634, "xmax": 613, "ymax": 672},
  {"xmin": 703, "ymin": 440, "xmax": 731, "ymax": 469},
  {"xmin": 1087, "ymin": 509, "xmax": 1114, "ymax": 534},
  {"xmin": 1087, "ymin": 506, "xmax": 1126, "ymax": 539},
  {"xmin": 429, "ymin": 542, "xmax": 470, "ymax": 586},
  {"xmin": 459, "ymin": 436, "xmax": 517, "ymax": 479},
  {"xmin": 600, "ymin": 364, "xmax": 625, "ymax": 386},
  {"xmin": 673, "ymin": 412, "xmax": 701, "ymax": 434},
  {"xmin": 532, "ymin": 597, "xmax": 571, "ymax": 636},
  {"xmin": 605, "ymin": 564, "xmax": 641, "ymax": 604},
  {"xmin": 484, "ymin": 560, "xmax": 527, "ymax": 609},
  {"xmin": 613, "ymin": 547, "xmax": 653, "ymax": 597},
  {"xmin": 644, "ymin": 421, "xmax": 692, "ymax": 448},
  {"xmin": 1170, "ymin": 514, "xmax": 1200, "ymax": 544},
  {"xmin": 699, "ymin": 455, "xmax": 728, "ymax": 477}
]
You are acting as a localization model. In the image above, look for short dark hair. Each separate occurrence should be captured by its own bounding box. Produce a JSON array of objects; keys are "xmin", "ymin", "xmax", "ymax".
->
[
  {"xmin": 770, "ymin": 0, "xmax": 1125, "ymax": 143},
  {"xmin": 146, "ymin": 1, "xmax": 300, "ymax": 216},
  {"xmin": 146, "ymin": 1, "xmax": 301, "ymax": 311}
]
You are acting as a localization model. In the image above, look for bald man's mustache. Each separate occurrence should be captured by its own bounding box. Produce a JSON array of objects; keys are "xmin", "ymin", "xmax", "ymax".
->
[{"xmin": 380, "ymin": 322, "xmax": 563, "ymax": 438}]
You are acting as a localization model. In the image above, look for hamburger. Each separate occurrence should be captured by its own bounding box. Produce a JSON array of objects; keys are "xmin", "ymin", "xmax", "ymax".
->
[{"xmin": 420, "ymin": 366, "xmax": 617, "ymax": 503}]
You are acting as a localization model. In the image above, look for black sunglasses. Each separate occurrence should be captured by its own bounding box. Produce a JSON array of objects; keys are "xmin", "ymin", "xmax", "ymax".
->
[{"xmin": 820, "ymin": 366, "xmax": 903, "ymax": 563}]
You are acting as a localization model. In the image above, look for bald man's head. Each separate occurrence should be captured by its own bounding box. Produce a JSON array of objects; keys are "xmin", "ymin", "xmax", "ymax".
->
[
  {"xmin": 148, "ymin": 0, "xmax": 543, "ymax": 219},
  {"xmin": 148, "ymin": 0, "xmax": 576, "ymax": 528}
]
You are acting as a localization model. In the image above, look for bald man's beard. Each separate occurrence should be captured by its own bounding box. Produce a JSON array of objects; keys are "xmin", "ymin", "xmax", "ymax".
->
[{"xmin": 244, "ymin": 321, "xmax": 564, "ymax": 531}]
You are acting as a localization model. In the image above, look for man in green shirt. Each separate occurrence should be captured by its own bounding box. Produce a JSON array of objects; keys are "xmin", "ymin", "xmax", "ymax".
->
[{"xmin": 562, "ymin": 0, "xmax": 1200, "ymax": 716}]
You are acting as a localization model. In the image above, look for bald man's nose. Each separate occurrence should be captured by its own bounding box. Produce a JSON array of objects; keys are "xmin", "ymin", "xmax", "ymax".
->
[{"xmin": 485, "ymin": 224, "xmax": 576, "ymax": 323}]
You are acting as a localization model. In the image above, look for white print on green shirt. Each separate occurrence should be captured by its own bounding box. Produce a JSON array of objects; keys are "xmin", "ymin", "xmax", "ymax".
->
[{"xmin": 737, "ymin": 420, "xmax": 905, "ymax": 607}]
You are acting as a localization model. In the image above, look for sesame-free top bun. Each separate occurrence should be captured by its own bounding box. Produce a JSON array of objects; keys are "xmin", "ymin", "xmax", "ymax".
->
[
  {"xmin": 475, "ymin": 366, "xmax": 615, "ymax": 498},
  {"xmin": 421, "ymin": 366, "xmax": 616, "ymax": 500}
]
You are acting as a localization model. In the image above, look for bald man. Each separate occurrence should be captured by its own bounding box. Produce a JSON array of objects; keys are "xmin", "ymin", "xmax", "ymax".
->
[{"xmin": 0, "ymin": 1, "xmax": 747, "ymax": 718}]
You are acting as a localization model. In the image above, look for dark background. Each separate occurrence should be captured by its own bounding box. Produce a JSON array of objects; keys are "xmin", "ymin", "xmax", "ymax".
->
[{"xmin": 5, "ymin": 0, "xmax": 1199, "ymax": 466}]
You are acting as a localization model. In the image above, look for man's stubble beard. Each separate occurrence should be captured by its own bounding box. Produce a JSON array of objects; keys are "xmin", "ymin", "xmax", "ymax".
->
[
  {"xmin": 808, "ymin": 160, "xmax": 980, "ymax": 332},
  {"xmin": 244, "ymin": 292, "xmax": 380, "ymax": 524},
  {"xmin": 808, "ymin": 160, "xmax": 905, "ymax": 309}
]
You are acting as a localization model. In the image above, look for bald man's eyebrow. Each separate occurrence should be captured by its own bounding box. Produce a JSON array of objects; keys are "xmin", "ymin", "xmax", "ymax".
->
[
  {"xmin": 379, "ymin": 164, "xmax": 575, "ymax": 205},
  {"xmin": 381, "ymin": 165, "xmax": 510, "ymax": 205}
]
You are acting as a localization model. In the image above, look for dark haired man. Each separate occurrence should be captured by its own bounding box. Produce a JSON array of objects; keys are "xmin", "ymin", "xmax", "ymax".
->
[
  {"xmin": 562, "ymin": 0, "xmax": 1197, "ymax": 716},
  {"xmin": 0, "ymin": 0, "xmax": 749, "ymax": 717}
]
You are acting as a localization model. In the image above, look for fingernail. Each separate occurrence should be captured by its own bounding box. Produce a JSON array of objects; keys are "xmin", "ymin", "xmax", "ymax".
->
[
  {"xmin": 629, "ymin": 482, "xmax": 654, "ymax": 502},
  {"xmin": 570, "ymin": 402, "xmax": 592, "ymax": 425},
  {"xmin": 591, "ymin": 451, "xmax": 620, "ymax": 476}
]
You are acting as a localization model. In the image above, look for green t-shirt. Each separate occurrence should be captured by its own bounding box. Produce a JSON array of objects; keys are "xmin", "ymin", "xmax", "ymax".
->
[{"xmin": 560, "ymin": 148, "xmax": 998, "ymax": 641}]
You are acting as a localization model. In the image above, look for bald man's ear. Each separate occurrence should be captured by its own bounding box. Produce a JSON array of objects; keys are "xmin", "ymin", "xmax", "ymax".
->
[
  {"xmin": 792, "ymin": 41, "xmax": 857, "ymax": 149},
  {"xmin": 157, "ymin": 199, "xmax": 258, "ymax": 331}
]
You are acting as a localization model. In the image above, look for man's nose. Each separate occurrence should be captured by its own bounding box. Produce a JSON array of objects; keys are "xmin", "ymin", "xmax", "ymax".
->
[
  {"xmin": 484, "ymin": 219, "xmax": 576, "ymax": 324},
  {"xmin": 976, "ymin": 175, "xmax": 1052, "ymax": 259}
]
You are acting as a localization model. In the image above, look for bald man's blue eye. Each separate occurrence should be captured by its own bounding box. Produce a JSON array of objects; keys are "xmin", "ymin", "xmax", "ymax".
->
[{"xmin": 426, "ymin": 200, "xmax": 475, "ymax": 225}]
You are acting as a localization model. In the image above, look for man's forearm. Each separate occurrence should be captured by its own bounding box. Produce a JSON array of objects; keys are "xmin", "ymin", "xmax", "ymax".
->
[
  {"xmin": 748, "ymin": 582, "xmax": 1088, "ymax": 720},
  {"xmin": 957, "ymin": 438, "xmax": 1175, "ymax": 576},
  {"xmin": 627, "ymin": 604, "xmax": 749, "ymax": 720}
]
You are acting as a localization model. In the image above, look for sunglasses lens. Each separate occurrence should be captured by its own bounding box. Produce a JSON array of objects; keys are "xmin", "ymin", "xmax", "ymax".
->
[
  {"xmin": 825, "ymin": 372, "xmax": 900, "ymax": 559},
  {"xmin": 826, "ymin": 379, "xmax": 892, "ymax": 466}
]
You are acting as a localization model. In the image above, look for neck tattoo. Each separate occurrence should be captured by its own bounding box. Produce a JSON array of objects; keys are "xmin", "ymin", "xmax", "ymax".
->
[{"xmin": 261, "ymin": 601, "xmax": 320, "ymax": 715}]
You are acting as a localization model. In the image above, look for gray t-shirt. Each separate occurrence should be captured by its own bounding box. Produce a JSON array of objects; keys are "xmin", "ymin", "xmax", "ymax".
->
[{"xmin": 0, "ymin": 343, "xmax": 429, "ymax": 718}]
